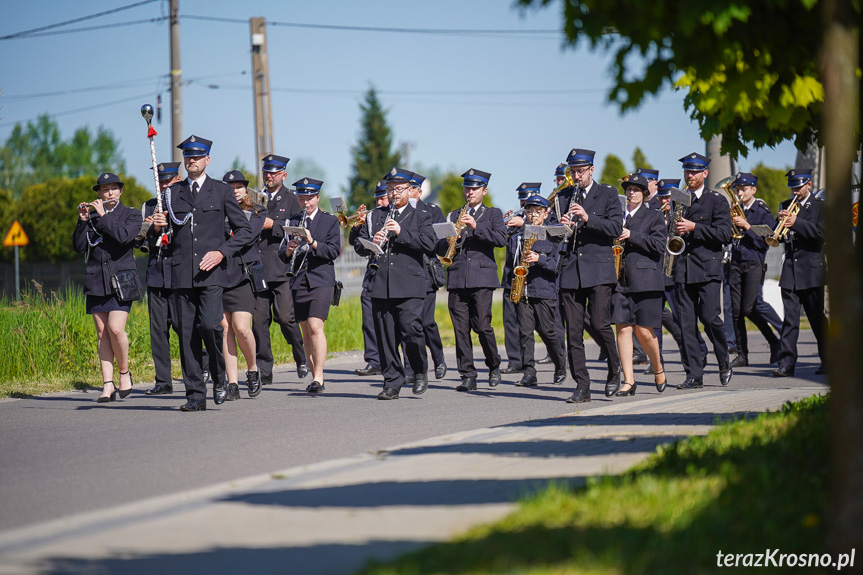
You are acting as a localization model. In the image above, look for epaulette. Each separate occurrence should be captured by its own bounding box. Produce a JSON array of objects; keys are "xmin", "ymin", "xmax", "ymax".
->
[
  {"xmin": 753, "ymin": 198, "xmax": 768, "ymax": 207},
  {"xmin": 320, "ymin": 209, "xmax": 330, "ymax": 215},
  {"xmin": 598, "ymin": 183, "xmax": 616, "ymax": 192},
  {"xmin": 709, "ymin": 190, "xmax": 722, "ymax": 197}
]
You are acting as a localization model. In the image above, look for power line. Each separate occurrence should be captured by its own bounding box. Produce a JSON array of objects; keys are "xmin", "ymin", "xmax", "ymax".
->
[
  {"xmin": 0, "ymin": 0, "xmax": 159, "ymax": 40},
  {"xmin": 198, "ymin": 84, "xmax": 606, "ymax": 96},
  {"xmin": 0, "ymin": 91, "xmax": 161, "ymax": 128},
  {"xmin": 181, "ymin": 14, "xmax": 559, "ymax": 36},
  {"xmin": 1, "ymin": 17, "xmax": 167, "ymax": 40}
]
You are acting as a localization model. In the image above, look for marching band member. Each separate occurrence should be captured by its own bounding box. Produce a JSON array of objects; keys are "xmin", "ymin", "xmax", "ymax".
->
[
  {"xmin": 502, "ymin": 195, "xmax": 567, "ymax": 387},
  {"xmin": 356, "ymin": 167, "xmax": 435, "ymax": 399},
  {"xmin": 673, "ymin": 153, "xmax": 733, "ymax": 390},
  {"xmin": 772, "ymin": 169, "xmax": 828, "ymax": 377},
  {"xmin": 138, "ymin": 162, "xmax": 183, "ymax": 396},
  {"xmin": 153, "ymin": 135, "xmax": 252, "ymax": 411},
  {"xmin": 219, "ymin": 170, "xmax": 266, "ymax": 400},
  {"xmin": 637, "ymin": 167, "xmax": 661, "ymax": 211},
  {"xmin": 406, "ymin": 172, "xmax": 448, "ymax": 381},
  {"xmin": 253, "ymin": 154, "xmax": 309, "ymax": 385},
  {"xmin": 500, "ymin": 182, "xmax": 537, "ymax": 375},
  {"xmin": 73, "ymin": 173, "xmax": 143, "ymax": 403},
  {"xmin": 438, "ymin": 169, "xmax": 507, "ymax": 392},
  {"xmin": 611, "ymin": 174, "xmax": 668, "ymax": 395},
  {"xmin": 279, "ymin": 178, "xmax": 341, "ymax": 393},
  {"xmin": 553, "ymin": 149, "xmax": 623, "ymax": 403},
  {"xmin": 352, "ymin": 180, "xmax": 387, "ymax": 377},
  {"xmin": 727, "ymin": 172, "xmax": 780, "ymax": 368}
]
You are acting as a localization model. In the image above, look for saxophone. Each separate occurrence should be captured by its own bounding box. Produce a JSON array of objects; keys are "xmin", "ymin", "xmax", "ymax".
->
[
  {"xmin": 438, "ymin": 204, "xmax": 469, "ymax": 266},
  {"xmin": 613, "ymin": 238, "xmax": 624, "ymax": 280},
  {"xmin": 510, "ymin": 229, "xmax": 541, "ymax": 304},
  {"xmin": 663, "ymin": 201, "xmax": 687, "ymax": 277}
]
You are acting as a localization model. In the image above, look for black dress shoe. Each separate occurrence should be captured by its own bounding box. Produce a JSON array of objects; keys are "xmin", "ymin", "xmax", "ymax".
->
[
  {"xmin": 500, "ymin": 365, "xmax": 522, "ymax": 375},
  {"xmin": 488, "ymin": 367, "xmax": 502, "ymax": 387},
  {"xmin": 719, "ymin": 363, "xmax": 733, "ymax": 386},
  {"xmin": 213, "ymin": 381, "xmax": 227, "ymax": 405},
  {"xmin": 118, "ymin": 370, "xmax": 134, "ymax": 399},
  {"xmin": 434, "ymin": 362, "xmax": 447, "ymax": 379},
  {"xmin": 772, "ymin": 365, "xmax": 795, "ymax": 377},
  {"xmin": 676, "ymin": 376, "xmax": 704, "ymax": 389},
  {"xmin": 632, "ymin": 352, "xmax": 649, "ymax": 365},
  {"xmin": 654, "ymin": 370, "xmax": 667, "ymax": 393},
  {"xmin": 261, "ymin": 373, "xmax": 273, "ymax": 386},
  {"xmin": 565, "ymin": 389, "xmax": 591, "ymax": 403},
  {"xmin": 605, "ymin": 369, "xmax": 621, "ymax": 397},
  {"xmin": 516, "ymin": 374, "xmax": 538, "ymax": 387},
  {"xmin": 730, "ymin": 355, "xmax": 748, "ymax": 368},
  {"xmin": 815, "ymin": 364, "xmax": 827, "ymax": 375},
  {"xmin": 536, "ymin": 355, "xmax": 552, "ymax": 365},
  {"xmin": 180, "ymin": 399, "xmax": 206, "ymax": 412},
  {"xmin": 96, "ymin": 387, "xmax": 116, "ymax": 404},
  {"xmin": 553, "ymin": 369, "xmax": 566, "ymax": 384},
  {"xmin": 769, "ymin": 341, "xmax": 780, "ymax": 364},
  {"xmin": 246, "ymin": 370, "xmax": 262, "ymax": 398},
  {"xmin": 355, "ymin": 364, "xmax": 381, "ymax": 377},
  {"xmin": 145, "ymin": 384, "xmax": 173, "ymax": 396},
  {"xmin": 617, "ymin": 382, "xmax": 637, "ymax": 396},
  {"xmin": 412, "ymin": 373, "xmax": 429, "ymax": 395},
  {"xmin": 226, "ymin": 383, "xmax": 241, "ymax": 401},
  {"xmin": 377, "ymin": 387, "xmax": 400, "ymax": 400},
  {"xmin": 297, "ymin": 363, "xmax": 311, "ymax": 379},
  {"xmin": 306, "ymin": 380, "xmax": 325, "ymax": 393},
  {"xmin": 456, "ymin": 377, "xmax": 477, "ymax": 392}
]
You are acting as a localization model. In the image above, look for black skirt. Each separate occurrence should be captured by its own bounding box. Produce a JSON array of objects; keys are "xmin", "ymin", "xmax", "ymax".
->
[
  {"xmin": 223, "ymin": 280, "xmax": 255, "ymax": 313},
  {"xmin": 611, "ymin": 290, "xmax": 663, "ymax": 329},
  {"xmin": 293, "ymin": 285, "xmax": 334, "ymax": 321},
  {"xmin": 86, "ymin": 294, "xmax": 132, "ymax": 314}
]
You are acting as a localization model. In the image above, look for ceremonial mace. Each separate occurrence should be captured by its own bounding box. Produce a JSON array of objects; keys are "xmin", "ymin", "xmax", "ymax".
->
[{"xmin": 141, "ymin": 104, "xmax": 169, "ymax": 251}]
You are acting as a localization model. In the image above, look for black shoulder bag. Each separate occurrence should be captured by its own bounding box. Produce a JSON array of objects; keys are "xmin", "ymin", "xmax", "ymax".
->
[{"xmin": 107, "ymin": 259, "xmax": 142, "ymax": 302}]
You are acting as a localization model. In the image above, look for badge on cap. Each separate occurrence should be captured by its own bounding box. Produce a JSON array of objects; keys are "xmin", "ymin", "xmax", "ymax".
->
[
  {"xmin": 390, "ymin": 168, "xmax": 397, "ymax": 176},
  {"xmin": 228, "ymin": 173, "xmax": 234, "ymax": 180},
  {"xmin": 267, "ymin": 155, "xmax": 272, "ymax": 161},
  {"xmin": 103, "ymin": 174, "xmax": 109, "ymax": 180},
  {"xmin": 303, "ymin": 178, "xmax": 309, "ymax": 184},
  {"xmin": 191, "ymin": 136, "xmax": 196, "ymax": 142},
  {"xmin": 158, "ymin": 164, "xmax": 164, "ymax": 171},
  {"xmin": 790, "ymin": 170, "xmax": 797, "ymax": 176},
  {"xmin": 520, "ymin": 184, "xmax": 525, "ymax": 189},
  {"xmin": 690, "ymin": 153, "xmax": 696, "ymax": 159},
  {"xmin": 469, "ymin": 169, "xmax": 475, "ymax": 175}
]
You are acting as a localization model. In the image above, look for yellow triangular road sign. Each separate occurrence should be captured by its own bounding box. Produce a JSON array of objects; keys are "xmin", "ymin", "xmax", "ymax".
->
[{"xmin": 4, "ymin": 221, "xmax": 29, "ymax": 247}]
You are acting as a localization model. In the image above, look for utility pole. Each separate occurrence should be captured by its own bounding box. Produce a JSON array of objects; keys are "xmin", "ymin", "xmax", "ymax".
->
[
  {"xmin": 250, "ymin": 17, "xmax": 274, "ymax": 187},
  {"xmin": 170, "ymin": 0, "xmax": 182, "ymax": 162}
]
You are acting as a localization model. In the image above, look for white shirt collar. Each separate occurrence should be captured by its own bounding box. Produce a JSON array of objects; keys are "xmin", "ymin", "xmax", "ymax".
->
[
  {"xmin": 188, "ymin": 173, "xmax": 208, "ymax": 190},
  {"xmin": 624, "ymin": 204, "xmax": 642, "ymax": 221},
  {"xmin": 797, "ymin": 193, "xmax": 810, "ymax": 207},
  {"xmin": 304, "ymin": 207, "xmax": 319, "ymax": 222},
  {"xmin": 690, "ymin": 184, "xmax": 705, "ymax": 200}
]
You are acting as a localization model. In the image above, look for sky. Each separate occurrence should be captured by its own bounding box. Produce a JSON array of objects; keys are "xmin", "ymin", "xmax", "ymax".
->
[{"xmin": 0, "ymin": 0, "xmax": 800, "ymax": 212}]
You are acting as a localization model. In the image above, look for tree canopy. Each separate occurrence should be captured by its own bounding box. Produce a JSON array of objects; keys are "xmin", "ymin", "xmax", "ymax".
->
[
  {"xmin": 345, "ymin": 88, "xmax": 402, "ymax": 210},
  {"xmin": 0, "ymin": 115, "xmax": 126, "ymax": 195},
  {"xmin": 517, "ymin": 0, "xmax": 861, "ymax": 157},
  {"xmin": 599, "ymin": 153, "xmax": 627, "ymax": 186}
]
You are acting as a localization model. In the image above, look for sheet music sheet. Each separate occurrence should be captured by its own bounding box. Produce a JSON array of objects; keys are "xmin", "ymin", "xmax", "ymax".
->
[
  {"xmin": 358, "ymin": 238, "xmax": 384, "ymax": 255},
  {"xmin": 330, "ymin": 197, "xmax": 346, "ymax": 213},
  {"xmin": 282, "ymin": 225, "xmax": 307, "ymax": 237},
  {"xmin": 433, "ymin": 222, "xmax": 457, "ymax": 240},
  {"xmin": 749, "ymin": 224, "xmax": 774, "ymax": 237}
]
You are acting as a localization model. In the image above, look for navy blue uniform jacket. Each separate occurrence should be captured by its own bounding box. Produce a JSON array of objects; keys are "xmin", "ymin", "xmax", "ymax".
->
[
  {"xmin": 165, "ymin": 175, "xmax": 253, "ymax": 289},
  {"xmin": 501, "ymin": 230, "xmax": 560, "ymax": 299},
  {"xmin": 356, "ymin": 204, "xmax": 434, "ymax": 299},
  {"xmin": 259, "ymin": 185, "xmax": 301, "ymax": 283},
  {"xmin": 619, "ymin": 206, "xmax": 667, "ymax": 293},
  {"xmin": 137, "ymin": 197, "xmax": 172, "ymax": 289},
  {"xmin": 555, "ymin": 181, "xmax": 624, "ymax": 289},
  {"xmin": 732, "ymin": 199, "xmax": 773, "ymax": 264},
  {"xmin": 673, "ymin": 188, "xmax": 732, "ymax": 284},
  {"xmin": 437, "ymin": 204, "xmax": 507, "ymax": 290},
  {"xmin": 72, "ymin": 202, "xmax": 143, "ymax": 297},
  {"xmin": 279, "ymin": 210, "xmax": 341, "ymax": 289},
  {"xmin": 777, "ymin": 196, "xmax": 825, "ymax": 290},
  {"xmin": 225, "ymin": 205, "xmax": 267, "ymax": 288}
]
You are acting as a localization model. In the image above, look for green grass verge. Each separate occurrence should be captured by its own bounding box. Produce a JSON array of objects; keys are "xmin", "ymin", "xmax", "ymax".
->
[
  {"xmin": 0, "ymin": 285, "xmax": 507, "ymax": 398},
  {"xmin": 360, "ymin": 393, "xmax": 830, "ymax": 575}
]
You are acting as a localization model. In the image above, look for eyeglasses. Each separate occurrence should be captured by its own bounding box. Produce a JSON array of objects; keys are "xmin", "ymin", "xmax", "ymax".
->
[{"xmin": 388, "ymin": 185, "xmax": 410, "ymax": 193}]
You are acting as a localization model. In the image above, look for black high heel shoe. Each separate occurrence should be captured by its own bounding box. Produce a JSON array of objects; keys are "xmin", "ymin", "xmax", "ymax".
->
[
  {"xmin": 654, "ymin": 370, "xmax": 667, "ymax": 393},
  {"xmin": 118, "ymin": 370, "xmax": 134, "ymax": 399},
  {"xmin": 97, "ymin": 381, "xmax": 117, "ymax": 403},
  {"xmin": 617, "ymin": 382, "xmax": 637, "ymax": 396}
]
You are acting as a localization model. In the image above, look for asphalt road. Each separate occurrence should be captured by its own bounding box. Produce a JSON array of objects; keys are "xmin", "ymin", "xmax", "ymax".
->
[{"xmin": 0, "ymin": 332, "xmax": 826, "ymax": 533}]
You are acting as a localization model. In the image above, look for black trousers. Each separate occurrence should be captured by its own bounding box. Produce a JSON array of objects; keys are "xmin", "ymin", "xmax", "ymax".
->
[
  {"xmin": 372, "ymin": 296, "xmax": 426, "ymax": 391},
  {"xmin": 777, "ymin": 286, "xmax": 827, "ymax": 369},
  {"xmin": 517, "ymin": 297, "xmax": 566, "ymax": 376},
  {"xmin": 502, "ymin": 290, "xmax": 523, "ymax": 369},
  {"xmin": 560, "ymin": 284, "xmax": 619, "ymax": 391},
  {"xmin": 169, "ymin": 286, "xmax": 225, "ymax": 402},
  {"xmin": 252, "ymin": 280, "xmax": 307, "ymax": 380},
  {"xmin": 665, "ymin": 285, "xmax": 706, "ymax": 357},
  {"xmin": 360, "ymin": 288, "xmax": 379, "ymax": 369},
  {"xmin": 676, "ymin": 280, "xmax": 729, "ymax": 378},
  {"xmin": 728, "ymin": 260, "xmax": 779, "ymax": 357},
  {"xmin": 147, "ymin": 287, "xmax": 175, "ymax": 386},
  {"xmin": 448, "ymin": 288, "xmax": 501, "ymax": 378},
  {"xmin": 422, "ymin": 289, "xmax": 445, "ymax": 367}
]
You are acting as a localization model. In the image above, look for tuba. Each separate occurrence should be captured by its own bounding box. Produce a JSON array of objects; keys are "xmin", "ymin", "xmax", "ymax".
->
[
  {"xmin": 438, "ymin": 204, "xmax": 469, "ymax": 266},
  {"xmin": 765, "ymin": 198, "xmax": 800, "ymax": 247},
  {"xmin": 718, "ymin": 175, "xmax": 747, "ymax": 240}
]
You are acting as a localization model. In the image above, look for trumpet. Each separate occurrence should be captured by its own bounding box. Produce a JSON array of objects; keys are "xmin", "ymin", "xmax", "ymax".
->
[
  {"xmin": 718, "ymin": 176, "xmax": 747, "ymax": 240},
  {"xmin": 438, "ymin": 204, "xmax": 469, "ymax": 266},
  {"xmin": 765, "ymin": 198, "xmax": 800, "ymax": 247},
  {"xmin": 336, "ymin": 204, "xmax": 369, "ymax": 229}
]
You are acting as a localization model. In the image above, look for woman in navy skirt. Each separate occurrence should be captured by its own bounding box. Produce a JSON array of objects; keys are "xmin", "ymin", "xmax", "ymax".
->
[
  {"xmin": 72, "ymin": 173, "xmax": 143, "ymax": 403},
  {"xmin": 219, "ymin": 170, "xmax": 267, "ymax": 400},
  {"xmin": 611, "ymin": 173, "xmax": 668, "ymax": 396}
]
